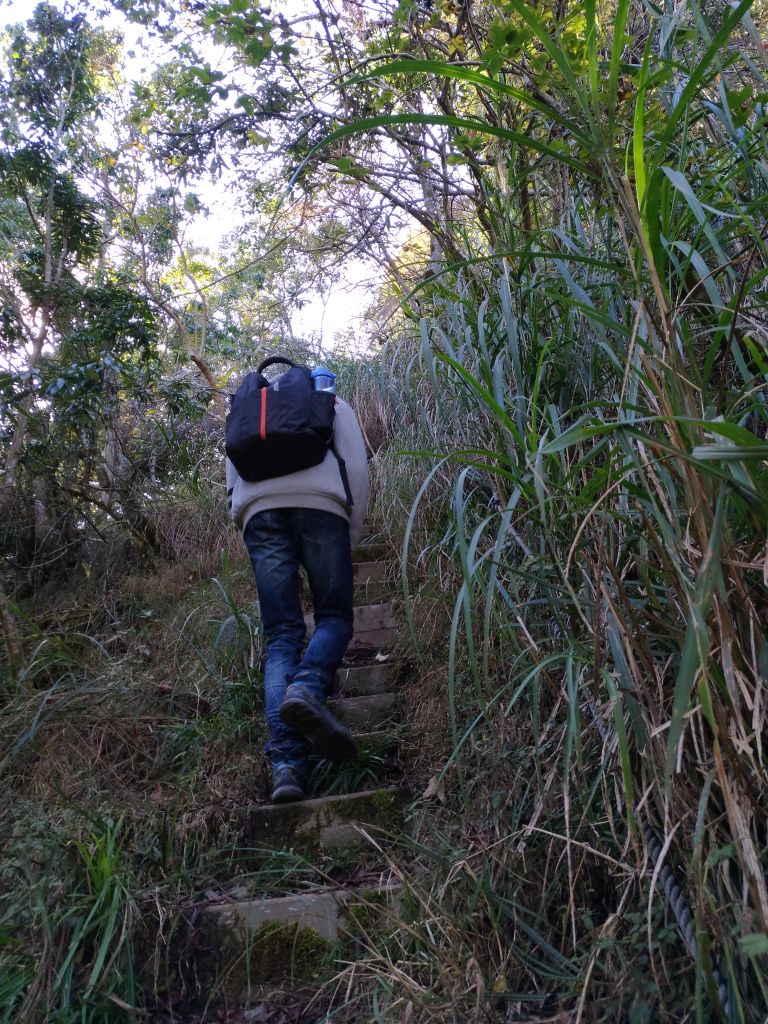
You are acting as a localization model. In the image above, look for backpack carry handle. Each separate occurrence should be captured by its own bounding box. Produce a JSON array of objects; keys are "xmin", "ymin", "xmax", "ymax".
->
[{"xmin": 256, "ymin": 356, "xmax": 298, "ymax": 375}]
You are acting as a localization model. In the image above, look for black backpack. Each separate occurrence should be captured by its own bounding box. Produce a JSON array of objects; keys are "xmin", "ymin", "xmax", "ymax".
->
[{"xmin": 225, "ymin": 356, "xmax": 353, "ymax": 504}]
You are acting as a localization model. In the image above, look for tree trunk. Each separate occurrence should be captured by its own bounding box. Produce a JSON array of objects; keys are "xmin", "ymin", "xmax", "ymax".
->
[{"xmin": 0, "ymin": 584, "xmax": 21, "ymax": 685}]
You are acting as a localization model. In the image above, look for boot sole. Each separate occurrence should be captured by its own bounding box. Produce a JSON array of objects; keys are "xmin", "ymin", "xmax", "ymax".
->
[
  {"xmin": 280, "ymin": 697, "xmax": 358, "ymax": 763},
  {"xmin": 271, "ymin": 783, "xmax": 306, "ymax": 804}
]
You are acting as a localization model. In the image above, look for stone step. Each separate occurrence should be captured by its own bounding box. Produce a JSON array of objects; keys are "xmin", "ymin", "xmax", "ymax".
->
[
  {"xmin": 353, "ymin": 602, "xmax": 396, "ymax": 631},
  {"xmin": 353, "ymin": 560, "xmax": 392, "ymax": 604},
  {"xmin": 244, "ymin": 787, "xmax": 402, "ymax": 856},
  {"xmin": 356, "ymin": 541, "xmax": 389, "ymax": 561},
  {"xmin": 205, "ymin": 880, "xmax": 400, "ymax": 941},
  {"xmin": 304, "ymin": 601, "xmax": 395, "ymax": 632},
  {"xmin": 334, "ymin": 660, "xmax": 401, "ymax": 696},
  {"xmin": 305, "ymin": 602, "xmax": 397, "ymax": 652},
  {"xmin": 353, "ymin": 560, "xmax": 386, "ymax": 582},
  {"xmin": 329, "ymin": 692, "xmax": 397, "ymax": 730},
  {"xmin": 348, "ymin": 628, "xmax": 396, "ymax": 651},
  {"xmin": 190, "ymin": 882, "xmax": 401, "ymax": 991},
  {"xmin": 354, "ymin": 578, "xmax": 389, "ymax": 603},
  {"xmin": 209, "ymin": 889, "xmax": 349, "ymax": 942},
  {"xmin": 355, "ymin": 730, "xmax": 402, "ymax": 754}
]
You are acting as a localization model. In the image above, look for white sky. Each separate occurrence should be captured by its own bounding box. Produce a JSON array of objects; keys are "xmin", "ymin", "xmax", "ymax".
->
[{"xmin": 0, "ymin": 0, "xmax": 378, "ymax": 353}]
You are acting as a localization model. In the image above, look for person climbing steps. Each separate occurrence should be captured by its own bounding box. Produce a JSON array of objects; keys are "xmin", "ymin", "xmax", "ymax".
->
[{"xmin": 224, "ymin": 357, "xmax": 369, "ymax": 805}]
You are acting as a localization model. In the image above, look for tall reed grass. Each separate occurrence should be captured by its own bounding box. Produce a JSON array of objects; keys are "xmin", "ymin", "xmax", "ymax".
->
[{"xmin": 349, "ymin": 0, "xmax": 768, "ymax": 1018}]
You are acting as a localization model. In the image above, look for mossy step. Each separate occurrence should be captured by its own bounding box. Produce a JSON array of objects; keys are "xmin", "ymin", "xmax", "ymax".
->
[
  {"xmin": 194, "ymin": 883, "xmax": 401, "ymax": 990},
  {"xmin": 329, "ymin": 692, "xmax": 397, "ymax": 729},
  {"xmin": 156, "ymin": 895, "xmax": 341, "ymax": 999},
  {"xmin": 208, "ymin": 889, "xmax": 347, "ymax": 942},
  {"xmin": 245, "ymin": 787, "xmax": 403, "ymax": 855},
  {"xmin": 206, "ymin": 881, "xmax": 400, "ymax": 941},
  {"xmin": 333, "ymin": 660, "xmax": 402, "ymax": 696}
]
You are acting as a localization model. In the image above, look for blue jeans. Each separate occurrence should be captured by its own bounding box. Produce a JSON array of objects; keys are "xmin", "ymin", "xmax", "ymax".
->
[{"xmin": 243, "ymin": 508, "xmax": 354, "ymax": 768}]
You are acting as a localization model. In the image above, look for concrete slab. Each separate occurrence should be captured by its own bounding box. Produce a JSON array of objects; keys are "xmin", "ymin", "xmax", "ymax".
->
[{"xmin": 208, "ymin": 890, "xmax": 346, "ymax": 942}]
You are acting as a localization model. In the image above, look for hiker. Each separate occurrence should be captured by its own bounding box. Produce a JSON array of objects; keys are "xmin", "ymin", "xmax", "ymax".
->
[{"xmin": 225, "ymin": 359, "xmax": 369, "ymax": 804}]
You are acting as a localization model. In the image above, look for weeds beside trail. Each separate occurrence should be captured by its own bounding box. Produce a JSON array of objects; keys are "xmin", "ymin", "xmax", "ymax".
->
[{"xmin": 352, "ymin": 1, "xmax": 768, "ymax": 1020}]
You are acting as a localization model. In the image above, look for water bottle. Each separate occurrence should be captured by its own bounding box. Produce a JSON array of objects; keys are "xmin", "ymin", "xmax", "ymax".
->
[{"xmin": 311, "ymin": 366, "xmax": 336, "ymax": 393}]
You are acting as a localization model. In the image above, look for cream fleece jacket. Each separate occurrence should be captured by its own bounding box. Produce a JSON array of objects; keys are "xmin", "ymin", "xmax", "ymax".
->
[{"xmin": 225, "ymin": 396, "xmax": 369, "ymax": 548}]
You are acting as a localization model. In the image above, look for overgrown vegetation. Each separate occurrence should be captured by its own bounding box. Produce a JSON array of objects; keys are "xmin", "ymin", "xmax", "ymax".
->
[{"xmin": 1, "ymin": 0, "xmax": 767, "ymax": 1021}]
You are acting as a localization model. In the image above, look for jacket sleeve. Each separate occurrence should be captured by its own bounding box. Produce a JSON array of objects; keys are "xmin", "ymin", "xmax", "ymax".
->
[
  {"xmin": 334, "ymin": 398, "xmax": 369, "ymax": 548},
  {"xmin": 225, "ymin": 457, "xmax": 239, "ymax": 523}
]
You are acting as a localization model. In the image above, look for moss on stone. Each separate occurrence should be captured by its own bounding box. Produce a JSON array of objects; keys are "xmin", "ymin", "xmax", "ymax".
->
[
  {"xmin": 241, "ymin": 920, "xmax": 332, "ymax": 982},
  {"xmin": 160, "ymin": 914, "xmax": 340, "ymax": 1006},
  {"xmin": 327, "ymin": 788, "xmax": 396, "ymax": 824},
  {"xmin": 370, "ymin": 788, "xmax": 397, "ymax": 815}
]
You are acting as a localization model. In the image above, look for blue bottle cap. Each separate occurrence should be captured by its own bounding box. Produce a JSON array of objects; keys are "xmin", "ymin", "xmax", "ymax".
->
[{"xmin": 311, "ymin": 366, "xmax": 336, "ymax": 392}]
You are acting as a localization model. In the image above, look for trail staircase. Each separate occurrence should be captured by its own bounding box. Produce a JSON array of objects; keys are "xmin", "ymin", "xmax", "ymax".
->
[{"xmin": 161, "ymin": 527, "xmax": 408, "ymax": 1020}]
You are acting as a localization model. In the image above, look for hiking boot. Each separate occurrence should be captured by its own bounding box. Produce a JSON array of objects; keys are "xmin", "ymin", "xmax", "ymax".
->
[
  {"xmin": 271, "ymin": 762, "xmax": 307, "ymax": 804},
  {"xmin": 279, "ymin": 684, "xmax": 358, "ymax": 763}
]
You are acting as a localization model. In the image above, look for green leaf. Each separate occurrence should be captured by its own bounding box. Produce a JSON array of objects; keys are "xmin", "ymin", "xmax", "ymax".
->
[
  {"xmin": 633, "ymin": 37, "xmax": 652, "ymax": 210},
  {"xmin": 607, "ymin": 0, "xmax": 630, "ymax": 126},
  {"xmin": 244, "ymin": 37, "xmax": 271, "ymax": 65},
  {"xmin": 739, "ymin": 933, "xmax": 768, "ymax": 958},
  {"xmin": 654, "ymin": 0, "xmax": 755, "ymax": 159},
  {"xmin": 350, "ymin": 59, "xmax": 593, "ymax": 147},
  {"xmin": 664, "ymin": 495, "xmax": 725, "ymax": 790},
  {"xmin": 691, "ymin": 443, "xmax": 768, "ymax": 462},
  {"xmin": 660, "ymin": 167, "xmax": 731, "ymax": 271}
]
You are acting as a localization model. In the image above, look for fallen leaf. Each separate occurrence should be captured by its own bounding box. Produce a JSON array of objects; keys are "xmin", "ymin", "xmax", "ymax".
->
[{"xmin": 422, "ymin": 775, "xmax": 445, "ymax": 802}]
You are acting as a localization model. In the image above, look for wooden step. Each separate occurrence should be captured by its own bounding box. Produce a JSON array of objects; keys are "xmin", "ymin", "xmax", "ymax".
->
[
  {"xmin": 334, "ymin": 661, "xmax": 401, "ymax": 696},
  {"xmin": 329, "ymin": 692, "xmax": 397, "ymax": 729},
  {"xmin": 244, "ymin": 787, "xmax": 403, "ymax": 855},
  {"xmin": 349, "ymin": 602, "xmax": 397, "ymax": 649}
]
